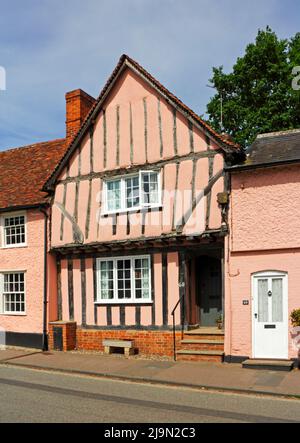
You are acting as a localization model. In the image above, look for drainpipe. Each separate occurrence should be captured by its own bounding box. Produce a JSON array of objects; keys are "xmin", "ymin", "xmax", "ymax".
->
[{"xmin": 39, "ymin": 206, "xmax": 49, "ymax": 352}]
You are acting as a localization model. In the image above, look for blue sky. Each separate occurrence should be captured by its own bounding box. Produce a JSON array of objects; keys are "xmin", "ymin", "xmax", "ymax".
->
[{"xmin": 0, "ymin": 0, "xmax": 299, "ymax": 149}]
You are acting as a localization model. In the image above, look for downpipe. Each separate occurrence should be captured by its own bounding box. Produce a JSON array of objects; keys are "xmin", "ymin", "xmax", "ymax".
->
[{"xmin": 39, "ymin": 206, "xmax": 49, "ymax": 352}]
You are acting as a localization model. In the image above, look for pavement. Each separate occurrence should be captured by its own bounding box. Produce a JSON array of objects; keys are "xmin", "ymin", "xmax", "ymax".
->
[{"xmin": 0, "ymin": 348, "xmax": 300, "ymax": 399}]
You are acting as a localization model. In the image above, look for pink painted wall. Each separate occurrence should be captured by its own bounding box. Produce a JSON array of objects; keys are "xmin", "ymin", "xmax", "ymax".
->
[
  {"xmin": 226, "ymin": 164, "xmax": 300, "ymax": 359},
  {"xmin": 58, "ymin": 252, "xmax": 180, "ymax": 328},
  {"xmin": 0, "ymin": 209, "xmax": 55, "ymax": 335},
  {"xmin": 231, "ymin": 165, "xmax": 300, "ymax": 252},
  {"xmin": 51, "ymin": 67, "xmax": 225, "ymax": 247}
]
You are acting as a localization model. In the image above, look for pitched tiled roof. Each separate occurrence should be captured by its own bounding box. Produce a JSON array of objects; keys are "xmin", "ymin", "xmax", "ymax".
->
[
  {"xmin": 228, "ymin": 129, "xmax": 300, "ymax": 171},
  {"xmin": 44, "ymin": 54, "xmax": 241, "ymax": 191},
  {"xmin": 0, "ymin": 138, "xmax": 66, "ymax": 210}
]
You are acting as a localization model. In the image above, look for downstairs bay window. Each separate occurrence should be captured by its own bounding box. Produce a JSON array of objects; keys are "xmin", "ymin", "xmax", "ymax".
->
[{"xmin": 96, "ymin": 256, "xmax": 152, "ymax": 304}]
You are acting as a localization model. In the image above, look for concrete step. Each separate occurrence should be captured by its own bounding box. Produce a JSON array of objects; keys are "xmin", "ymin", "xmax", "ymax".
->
[
  {"xmin": 242, "ymin": 359, "xmax": 295, "ymax": 372},
  {"xmin": 176, "ymin": 349, "xmax": 224, "ymax": 363}
]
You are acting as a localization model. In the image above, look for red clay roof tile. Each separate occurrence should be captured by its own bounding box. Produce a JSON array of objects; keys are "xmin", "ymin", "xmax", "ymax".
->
[{"xmin": 0, "ymin": 138, "xmax": 66, "ymax": 210}]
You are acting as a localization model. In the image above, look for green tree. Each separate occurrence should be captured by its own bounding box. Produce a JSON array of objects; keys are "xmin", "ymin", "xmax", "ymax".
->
[{"xmin": 207, "ymin": 27, "xmax": 300, "ymax": 148}]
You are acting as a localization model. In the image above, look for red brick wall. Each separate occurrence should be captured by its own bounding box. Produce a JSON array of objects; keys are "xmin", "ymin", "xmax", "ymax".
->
[
  {"xmin": 49, "ymin": 321, "xmax": 182, "ymax": 358},
  {"xmin": 77, "ymin": 329, "xmax": 181, "ymax": 357},
  {"xmin": 65, "ymin": 89, "xmax": 96, "ymax": 145},
  {"xmin": 49, "ymin": 322, "xmax": 77, "ymax": 351}
]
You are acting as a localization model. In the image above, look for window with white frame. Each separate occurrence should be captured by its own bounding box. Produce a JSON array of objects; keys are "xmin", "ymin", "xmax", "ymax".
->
[
  {"xmin": 104, "ymin": 171, "xmax": 161, "ymax": 214},
  {"xmin": 2, "ymin": 214, "xmax": 26, "ymax": 247},
  {"xmin": 0, "ymin": 272, "xmax": 25, "ymax": 314},
  {"xmin": 96, "ymin": 256, "xmax": 151, "ymax": 304}
]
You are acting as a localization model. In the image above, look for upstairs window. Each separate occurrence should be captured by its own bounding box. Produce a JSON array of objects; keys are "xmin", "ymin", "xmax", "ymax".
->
[
  {"xmin": 2, "ymin": 213, "xmax": 26, "ymax": 247},
  {"xmin": 103, "ymin": 171, "xmax": 161, "ymax": 214}
]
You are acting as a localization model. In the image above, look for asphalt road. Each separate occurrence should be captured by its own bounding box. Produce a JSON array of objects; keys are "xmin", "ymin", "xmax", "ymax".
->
[{"xmin": 0, "ymin": 365, "xmax": 299, "ymax": 423}]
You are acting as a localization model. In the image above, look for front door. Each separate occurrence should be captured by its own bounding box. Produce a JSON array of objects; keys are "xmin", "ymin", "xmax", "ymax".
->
[
  {"xmin": 253, "ymin": 272, "xmax": 288, "ymax": 359},
  {"xmin": 197, "ymin": 257, "xmax": 222, "ymax": 327}
]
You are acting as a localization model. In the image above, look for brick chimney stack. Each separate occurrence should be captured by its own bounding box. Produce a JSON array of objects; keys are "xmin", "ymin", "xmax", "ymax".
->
[{"xmin": 65, "ymin": 89, "xmax": 96, "ymax": 145}]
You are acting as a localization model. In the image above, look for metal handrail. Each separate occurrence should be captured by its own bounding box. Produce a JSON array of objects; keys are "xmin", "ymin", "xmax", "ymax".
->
[{"xmin": 171, "ymin": 292, "xmax": 185, "ymax": 361}]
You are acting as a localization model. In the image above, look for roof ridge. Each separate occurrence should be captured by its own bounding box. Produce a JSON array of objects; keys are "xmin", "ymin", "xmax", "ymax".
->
[
  {"xmin": 44, "ymin": 54, "xmax": 241, "ymax": 190},
  {"xmin": 257, "ymin": 129, "xmax": 300, "ymax": 139},
  {"xmin": 124, "ymin": 54, "xmax": 239, "ymax": 149}
]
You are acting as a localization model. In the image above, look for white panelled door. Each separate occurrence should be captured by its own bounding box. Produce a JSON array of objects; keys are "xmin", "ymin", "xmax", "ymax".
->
[{"xmin": 252, "ymin": 272, "xmax": 288, "ymax": 359}]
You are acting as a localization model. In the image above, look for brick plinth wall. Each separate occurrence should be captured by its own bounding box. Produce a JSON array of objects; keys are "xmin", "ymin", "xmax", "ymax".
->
[
  {"xmin": 77, "ymin": 329, "xmax": 182, "ymax": 358},
  {"xmin": 49, "ymin": 322, "xmax": 77, "ymax": 351}
]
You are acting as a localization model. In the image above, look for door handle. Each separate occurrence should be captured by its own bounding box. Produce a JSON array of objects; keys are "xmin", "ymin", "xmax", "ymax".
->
[{"xmin": 254, "ymin": 313, "xmax": 258, "ymax": 319}]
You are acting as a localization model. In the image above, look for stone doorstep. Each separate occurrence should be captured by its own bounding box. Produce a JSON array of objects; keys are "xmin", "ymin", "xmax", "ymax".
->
[{"xmin": 242, "ymin": 359, "xmax": 295, "ymax": 372}]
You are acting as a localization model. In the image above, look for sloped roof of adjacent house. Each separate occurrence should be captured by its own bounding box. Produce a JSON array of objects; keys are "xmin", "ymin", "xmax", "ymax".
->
[
  {"xmin": 44, "ymin": 54, "xmax": 241, "ymax": 191},
  {"xmin": 228, "ymin": 129, "xmax": 300, "ymax": 172},
  {"xmin": 0, "ymin": 138, "xmax": 66, "ymax": 210}
]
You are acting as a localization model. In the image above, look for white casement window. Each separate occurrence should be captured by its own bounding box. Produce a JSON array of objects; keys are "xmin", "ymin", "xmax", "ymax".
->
[
  {"xmin": 96, "ymin": 255, "xmax": 152, "ymax": 304},
  {"xmin": 103, "ymin": 171, "xmax": 161, "ymax": 214},
  {"xmin": 1, "ymin": 213, "xmax": 26, "ymax": 248},
  {"xmin": 0, "ymin": 272, "xmax": 26, "ymax": 315}
]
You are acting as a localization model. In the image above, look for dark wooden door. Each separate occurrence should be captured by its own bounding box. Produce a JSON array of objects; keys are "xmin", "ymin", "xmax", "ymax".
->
[{"xmin": 197, "ymin": 257, "xmax": 222, "ymax": 327}]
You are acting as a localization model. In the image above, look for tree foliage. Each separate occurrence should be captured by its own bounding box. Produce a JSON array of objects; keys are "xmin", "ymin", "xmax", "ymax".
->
[{"xmin": 207, "ymin": 27, "xmax": 300, "ymax": 147}]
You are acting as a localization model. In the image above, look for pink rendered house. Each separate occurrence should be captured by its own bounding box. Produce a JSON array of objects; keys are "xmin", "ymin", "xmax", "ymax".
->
[
  {"xmin": 2, "ymin": 55, "xmax": 298, "ymax": 366},
  {"xmin": 226, "ymin": 129, "xmax": 300, "ymax": 366},
  {"xmin": 43, "ymin": 55, "xmax": 243, "ymax": 359},
  {"xmin": 0, "ymin": 140, "xmax": 67, "ymax": 349}
]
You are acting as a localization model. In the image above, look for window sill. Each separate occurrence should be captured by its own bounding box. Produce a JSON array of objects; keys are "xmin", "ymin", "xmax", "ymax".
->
[
  {"xmin": 101, "ymin": 205, "xmax": 162, "ymax": 217},
  {"xmin": 0, "ymin": 313, "xmax": 27, "ymax": 317},
  {"xmin": 0, "ymin": 244, "xmax": 28, "ymax": 250},
  {"xmin": 94, "ymin": 301, "xmax": 153, "ymax": 306}
]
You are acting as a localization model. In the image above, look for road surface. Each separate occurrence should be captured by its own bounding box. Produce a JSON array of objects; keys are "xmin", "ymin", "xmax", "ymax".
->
[{"xmin": 0, "ymin": 365, "xmax": 299, "ymax": 423}]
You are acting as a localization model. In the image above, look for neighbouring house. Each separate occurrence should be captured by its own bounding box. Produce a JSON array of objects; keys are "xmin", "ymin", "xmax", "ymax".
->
[
  {"xmin": 226, "ymin": 129, "xmax": 300, "ymax": 364},
  {"xmin": 0, "ymin": 89, "xmax": 96, "ymax": 349},
  {"xmin": 0, "ymin": 139, "xmax": 67, "ymax": 348},
  {"xmin": 43, "ymin": 54, "xmax": 243, "ymax": 360}
]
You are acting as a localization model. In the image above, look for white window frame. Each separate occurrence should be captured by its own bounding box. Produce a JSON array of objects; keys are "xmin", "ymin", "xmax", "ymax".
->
[
  {"xmin": 102, "ymin": 171, "xmax": 162, "ymax": 215},
  {"xmin": 0, "ymin": 271, "xmax": 26, "ymax": 316},
  {"xmin": 95, "ymin": 255, "xmax": 152, "ymax": 305},
  {"xmin": 0, "ymin": 211, "xmax": 27, "ymax": 249}
]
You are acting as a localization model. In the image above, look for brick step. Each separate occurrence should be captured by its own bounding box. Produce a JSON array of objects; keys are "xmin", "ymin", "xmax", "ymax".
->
[
  {"xmin": 183, "ymin": 334, "xmax": 224, "ymax": 342},
  {"xmin": 180, "ymin": 339, "xmax": 224, "ymax": 352},
  {"xmin": 176, "ymin": 349, "xmax": 224, "ymax": 362}
]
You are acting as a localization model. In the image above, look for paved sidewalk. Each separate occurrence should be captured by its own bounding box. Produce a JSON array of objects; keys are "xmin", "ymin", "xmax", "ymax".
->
[{"xmin": 0, "ymin": 348, "xmax": 299, "ymax": 399}]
